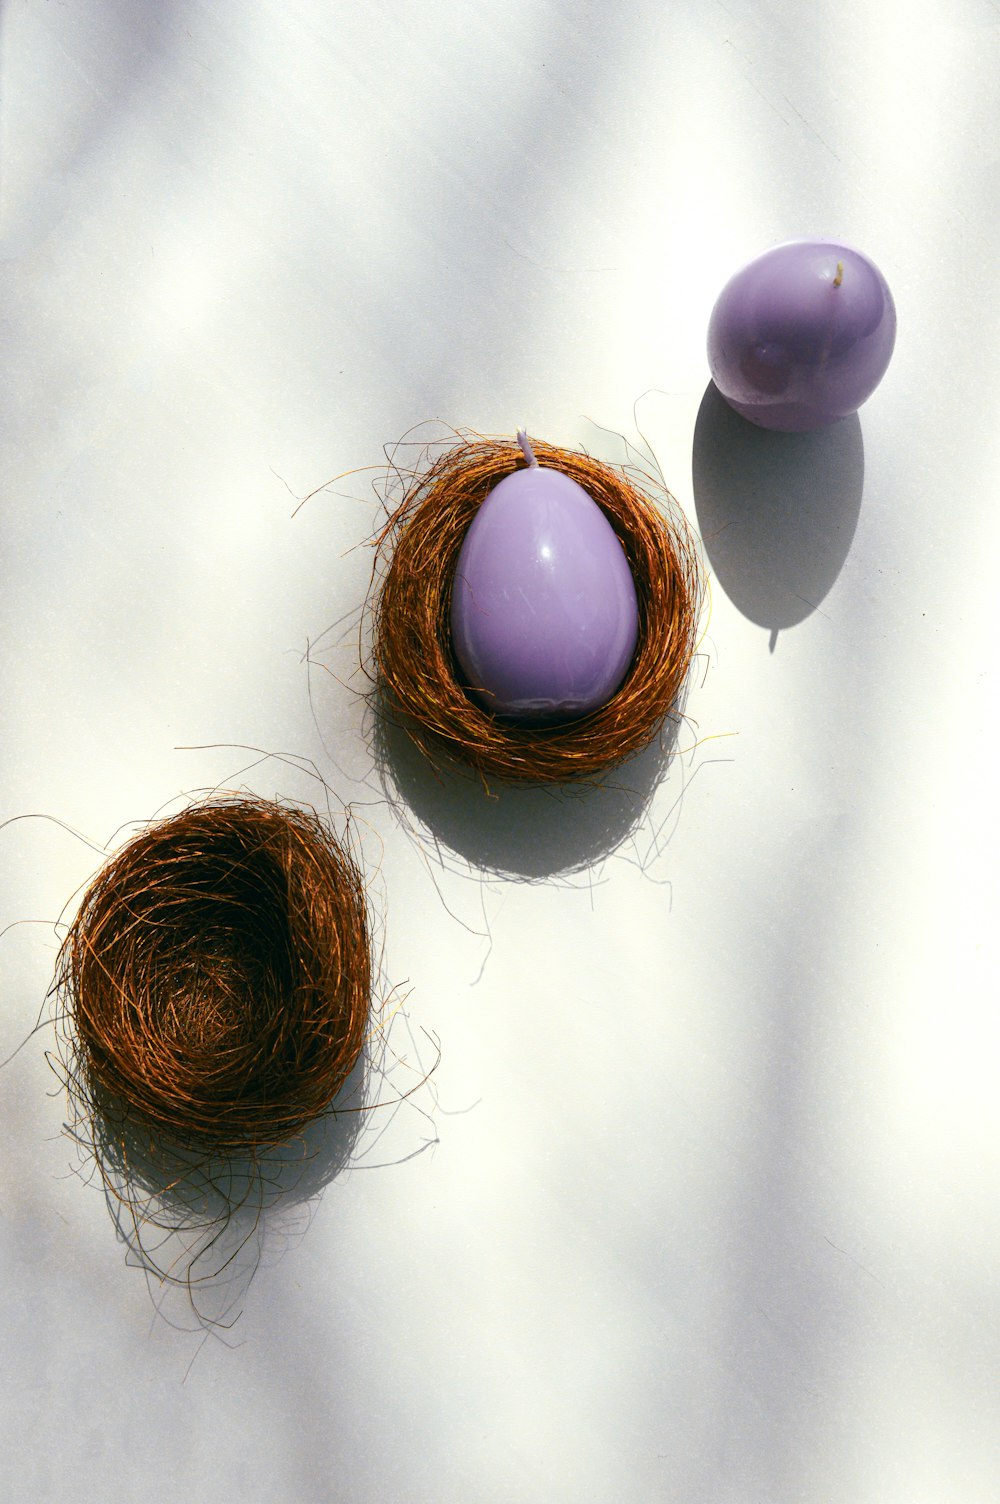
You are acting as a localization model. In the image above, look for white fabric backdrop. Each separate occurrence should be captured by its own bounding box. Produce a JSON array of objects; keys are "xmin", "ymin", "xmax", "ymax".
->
[{"xmin": 2, "ymin": 1, "xmax": 998, "ymax": 1500}]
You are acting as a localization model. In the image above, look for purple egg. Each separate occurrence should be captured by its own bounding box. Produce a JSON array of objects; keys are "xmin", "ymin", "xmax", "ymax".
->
[
  {"xmin": 450, "ymin": 437, "xmax": 639, "ymax": 722},
  {"xmin": 708, "ymin": 239, "xmax": 896, "ymax": 431}
]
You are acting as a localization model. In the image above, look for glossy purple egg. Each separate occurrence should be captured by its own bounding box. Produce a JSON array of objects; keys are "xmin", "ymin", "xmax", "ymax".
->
[
  {"xmin": 708, "ymin": 239, "xmax": 896, "ymax": 431},
  {"xmin": 450, "ymin": 455, "xmax": 639, "ymax": 722}
]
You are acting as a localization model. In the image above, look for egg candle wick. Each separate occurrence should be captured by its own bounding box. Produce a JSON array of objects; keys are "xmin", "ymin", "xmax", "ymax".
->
[
  {"xmin": 517, "ymin": 429, "xmax": 539, "ymax": 468},
  {"xmin": 833, "ymin": 260, "xmax": 844, "ymax": 288}
]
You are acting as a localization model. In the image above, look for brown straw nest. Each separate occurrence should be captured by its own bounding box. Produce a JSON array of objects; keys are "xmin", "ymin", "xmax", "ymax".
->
[
  {"xmin": 53, "ymin": 797, "xmax": 371, "ymax": 1159},
  {"xmin": 371, "ymin": 433, "xmax": 703, "ymax": 784}
]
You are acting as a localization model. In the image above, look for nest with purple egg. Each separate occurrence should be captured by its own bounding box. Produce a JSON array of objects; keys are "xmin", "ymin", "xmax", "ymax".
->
[{"xmin": 370, "ymin": 433, "xmax": 703, "ymax": 784}]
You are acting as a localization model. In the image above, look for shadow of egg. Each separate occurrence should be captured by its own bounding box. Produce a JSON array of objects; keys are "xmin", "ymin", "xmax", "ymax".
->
[
  {"xmin": 372, "ymin": 702, "xmax": 680, "ymax": 881},
  {"xmin": 692, "ymin": 382, "xmax": 865, "ymax": 642}
]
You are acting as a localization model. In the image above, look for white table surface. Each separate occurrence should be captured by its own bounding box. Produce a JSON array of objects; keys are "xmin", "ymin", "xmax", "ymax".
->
[{"xmin": 2, "ymin": 2, "xmax": 998, "ymax": 1500}]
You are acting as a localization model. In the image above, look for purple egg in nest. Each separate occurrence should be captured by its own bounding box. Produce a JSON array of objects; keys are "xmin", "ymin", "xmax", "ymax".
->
[{"xmin": 450, "ymin": 432, "xmax": 639, "ymax": 723}]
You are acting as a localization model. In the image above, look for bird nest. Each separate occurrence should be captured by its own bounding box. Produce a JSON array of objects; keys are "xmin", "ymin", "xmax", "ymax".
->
[{"xmin": 371, "ymin": 433, "xmax": 702, "ymax": 784}]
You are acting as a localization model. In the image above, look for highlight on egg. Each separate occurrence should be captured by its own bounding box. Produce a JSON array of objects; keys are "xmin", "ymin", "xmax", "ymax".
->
[{"xmin": 449, "ymin": 431, "xmax": 639, "ymax": 723}]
